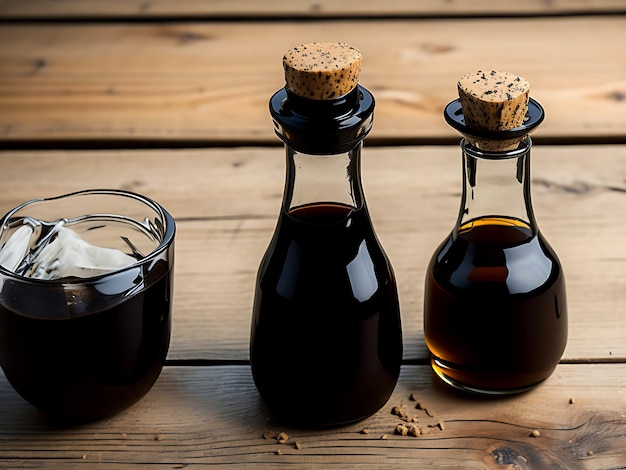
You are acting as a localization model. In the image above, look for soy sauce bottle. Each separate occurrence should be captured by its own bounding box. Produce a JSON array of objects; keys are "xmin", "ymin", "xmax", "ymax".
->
[
  {"xmin": 250, "ymin": 43, "xmax": 402, "ymax": 425},
  {"xmin": 424, "ymin": 71, "xmax": 567, "ymax": 395}
]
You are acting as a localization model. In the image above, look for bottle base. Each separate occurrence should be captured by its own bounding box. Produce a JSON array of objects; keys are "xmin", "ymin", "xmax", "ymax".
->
[
  {"xmin": 430, "ymin": 356, "xmax": 548, "ymax": 396},
  {"xmin": 263, "ymin": 406, "xmax": 382, "ymax": 428},
  {"xmin": 252, "ymin": 370, "xmax": 399, "ymax": 428}
]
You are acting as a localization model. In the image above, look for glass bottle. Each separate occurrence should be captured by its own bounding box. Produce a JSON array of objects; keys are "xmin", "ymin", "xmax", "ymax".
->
[
  {"xmin": 423, "ymin": 98, "xmax": 567, "ymax": 395},
  {"xmin": 250, "ymin": 43, "xmax": 402, "ymax": 425}
]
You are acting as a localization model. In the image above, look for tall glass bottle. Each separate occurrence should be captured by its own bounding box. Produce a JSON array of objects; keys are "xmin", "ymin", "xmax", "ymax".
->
[
  {"xmin": 424, "ymin": 85, "xmax": 568, "ymax": 395},
  {"xmin": 250, "ymin": 43, "xmax": 402, "ymax": 425}
]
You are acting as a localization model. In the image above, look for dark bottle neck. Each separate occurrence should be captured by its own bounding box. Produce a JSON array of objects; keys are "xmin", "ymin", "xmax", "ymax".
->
[
  {"xmin": 456, "ymin": 136, "xmax": 537, "ymax": 235},
  {"xmin": 270, "ymin": 84, "xmax": 374, "ymax": 214}
]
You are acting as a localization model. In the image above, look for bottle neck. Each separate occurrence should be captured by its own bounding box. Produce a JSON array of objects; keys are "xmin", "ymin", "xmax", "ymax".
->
[
  {"xmin": 282, "ymin": 143, "xmax": 364, "ymax": 214},
  {"xmin": 456, "ymin": 136, "xmax": 537, "ymax": 235}
]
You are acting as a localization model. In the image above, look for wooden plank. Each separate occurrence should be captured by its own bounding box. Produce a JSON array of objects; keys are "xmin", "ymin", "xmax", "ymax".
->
[
  {"xmin": 1, "ymin": 0, "xmax": 625, "ymax": 19},
  {"xmin": 1, "ymin": 364, "xmax": 625, "ymax": 467},
  {"xmin": 0, "ymin": 145, "xmax": 625, "ymax": 362},
  {"xmin": 1, "ymin": 18, "xmax": 625, "ymax": 145}
]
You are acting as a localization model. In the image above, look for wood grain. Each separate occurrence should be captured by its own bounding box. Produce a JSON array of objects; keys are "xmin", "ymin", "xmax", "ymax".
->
[
  {"xmin": 1, "ymin": 364, "xmax": 624, "ymax": 468},
  {"xmin": 0, "ymin": 18, "xmax": 625, "ymax": 145},
  {"xmin": 1, "ymin": 0, "xmax": 625, "ymax": 18},
  {"xmin": 1, "ymin": 145, "xmax": 624, "ymax": 362}
]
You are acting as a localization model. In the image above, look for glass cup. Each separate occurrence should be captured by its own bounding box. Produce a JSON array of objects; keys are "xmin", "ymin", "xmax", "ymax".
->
[{"xmin": 0, "ymin": 189, "xmax": 175, "ymax": 419}]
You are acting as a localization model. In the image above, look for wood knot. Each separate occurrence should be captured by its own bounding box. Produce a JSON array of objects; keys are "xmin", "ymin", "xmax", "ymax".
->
[
  {"xmin": 492, "ymin": 447, "xmax": 529, "ymax": 466},
  {"xmin": 178, "ymin": 31, "xmax": 210, "ymax": 45}
]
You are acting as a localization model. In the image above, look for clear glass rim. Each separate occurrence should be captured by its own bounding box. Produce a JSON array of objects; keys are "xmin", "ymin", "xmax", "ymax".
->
[
  {"xmin": 0, "ymin": 189, "xmax": 176, "ymax": 285},
  {"xmin": 461, "ymin": 136, "xmax": 532, "ymax": 160}
]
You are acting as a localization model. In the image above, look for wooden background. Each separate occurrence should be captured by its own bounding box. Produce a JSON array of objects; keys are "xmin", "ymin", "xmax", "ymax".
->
[
  {"xmin": 1, "ymin": 2, "xmax": 625, "ymax": 146},
  {"xmin": 0, "ymin": 1, "xmax": 625, "ymax": 468}
]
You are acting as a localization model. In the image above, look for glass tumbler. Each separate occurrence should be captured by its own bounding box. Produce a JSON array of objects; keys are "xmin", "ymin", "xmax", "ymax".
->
[{"xmin": 0, "ymin": 189, "xmax": 175, "ymax": 419}]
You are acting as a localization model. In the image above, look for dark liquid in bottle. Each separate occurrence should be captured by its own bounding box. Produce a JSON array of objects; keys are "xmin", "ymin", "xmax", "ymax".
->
[
  {"xmin": 251, "ymin": 202, "xmax": 402, "ymax": 425},
  {"xmin": 0, "ymin": 261, "xmax": 172, "ymax": 420},
  {"xmin": 424, "ymin": 217, "xmax": 567, "ymax": 394}
]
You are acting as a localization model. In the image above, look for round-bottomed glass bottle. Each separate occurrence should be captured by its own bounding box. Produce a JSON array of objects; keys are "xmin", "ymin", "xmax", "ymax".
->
[
  {"xmin": 250, "ymin": 43, "xmax": 402, "ymax": 425},
  {"xmin": 424, "ymin": 73, "xmax": 567, "ymax": 395}
]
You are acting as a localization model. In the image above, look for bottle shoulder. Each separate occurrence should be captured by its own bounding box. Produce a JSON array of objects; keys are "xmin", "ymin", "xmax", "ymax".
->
[
  {"xmin": 431, "ymin": 221, "xmax": 562, "ymax": 295},
  {"xmin": 257, "ymin": 203, "xmax": 395, "ymax": 303}
]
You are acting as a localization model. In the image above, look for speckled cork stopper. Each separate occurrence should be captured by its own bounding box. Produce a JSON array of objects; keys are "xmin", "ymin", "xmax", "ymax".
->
[
  {"xmin": 458, "ymin": 70, "xmax": 530, "ymax": 151},
  {"xmin": 283, "ymin": 42, "xmax": 362, "ymax": 100}
]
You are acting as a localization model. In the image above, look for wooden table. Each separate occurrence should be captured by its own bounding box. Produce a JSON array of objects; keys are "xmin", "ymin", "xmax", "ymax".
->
[{"xmin": 1, "ymin": 2, "xmax": 625, "ymax": 468}]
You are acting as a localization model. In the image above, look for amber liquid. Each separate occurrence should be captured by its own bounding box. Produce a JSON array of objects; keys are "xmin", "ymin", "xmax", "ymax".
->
[
  {"xmin": 424, "ymin": 217, "xmax": 567, "ymax": 394},
  {"xmin": 0, "ymin": 262, "xmax": 172, "ymax": 419},
  {"xmin": 251, "ymin": 202, "xmax": 402, "ymax": 425}
]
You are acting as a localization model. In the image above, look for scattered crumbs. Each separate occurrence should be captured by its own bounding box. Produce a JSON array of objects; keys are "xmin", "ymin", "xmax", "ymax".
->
[
  {"xmin": 121, "ymin": 433, "xmax": 127, "ymax": 438},
  {"xmin": 263, "ymin": 431, "xmax": 278, "ymax": 440},
  {"xmin": 391, "ymin": 406, "xmax": 408, "ymax": 420},
  {"xmin": 277, "ymin": 432, "xmax": 289, "ymax": 444},
  {"xmin": 414, "ymin": 401, "xmax": 434, "ymax": 416},
  {"xmin": 294, "ymin": 441, "xmax": 302, "ymax": 450},
  {"xmin": 569, "ymin": 398, "xmax": 575, "ymax": 405},
  {"xmin": 407, "ymin": 424, "xmax": 420, "ymax": 437},
  {"xmin": 409, "ymin": 393, "xmax": 419, "ymax": 401},
  {"xmin": 420, "ymin": 426, "xmax": 432, "ymax": 436},
  {"xmin": 155, "ymin": 434, "xmax": 164, "ymax": 441},
  {"xmin": 395, "ymin": 424, "xmax": 408, "ymax": 436},
  {"xmin": 380, "ymin": 434, "xmax": 388, "ymax": 440},
  {"xmin": 275, "ymin": 449, "xmax": 283, "ymax": 456},
  {"xmin": 82, "ymin": 454, "xmax": 87, "ymax": 460},
  {"xmin": 587, "ymin": 450, "xmax": 594, "ymax": 456},
  {"xmin": 438, "ymin": 420, "xmax": 446, "ymax": 431},
  {"xmin": 530, "ymin": 430, "xmax": 541, "ymax": 438},
  {"xmin": 360, "ymin": 428, "xmax": 370, "ymax": 435}
]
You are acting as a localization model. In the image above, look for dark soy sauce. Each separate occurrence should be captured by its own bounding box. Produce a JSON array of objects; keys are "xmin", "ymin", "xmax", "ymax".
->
[
  {"xmin": 251, "ymin": 202, "xmax": 402, "ymax": 425},
  {"xmin": 0, "ymin": 262, "xmax": 172, "ymax": 420},
  {"xmin": 424, "ymin": 217, "xmax": 567, "ymax": 394}
]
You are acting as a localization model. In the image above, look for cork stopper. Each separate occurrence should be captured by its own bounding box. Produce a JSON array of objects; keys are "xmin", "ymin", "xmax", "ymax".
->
[
  {"xmin": 457, "ymin": 70, "xmax": 530, "ymax": 151},
  {"xmin": 283, "ymin": 42, "xmax": 362, "ymax": 100}
]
